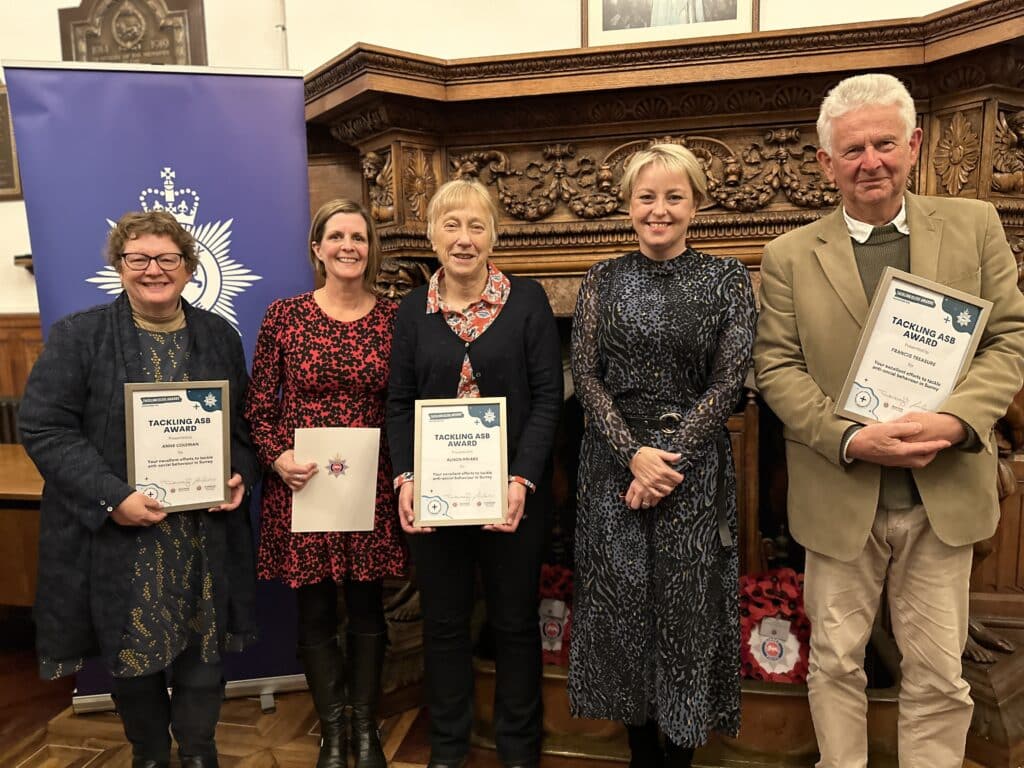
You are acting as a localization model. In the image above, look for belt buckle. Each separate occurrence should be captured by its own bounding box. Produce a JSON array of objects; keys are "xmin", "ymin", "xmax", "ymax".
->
[{"xmin": 658, "ymin": 412, "xmax": 683, "ymax": 434}]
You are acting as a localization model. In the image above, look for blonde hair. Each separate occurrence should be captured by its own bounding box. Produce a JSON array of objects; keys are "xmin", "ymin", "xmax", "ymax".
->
[
  {"xmin": 426, "ymin": 179, "xmax": 500, "ymax": 250},
  {"xmin": 308, "ymin": 199, "xmax": 380, "ymax": 292},
  {"xmin": 620, "ymin": 143, "xmax": 707, "ymax": 208}
]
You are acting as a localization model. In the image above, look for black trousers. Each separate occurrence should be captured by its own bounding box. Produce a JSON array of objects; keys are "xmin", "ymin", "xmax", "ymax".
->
[{"xmin": 407, "ymin": 499, "xmax": 545, "ymax": 765}]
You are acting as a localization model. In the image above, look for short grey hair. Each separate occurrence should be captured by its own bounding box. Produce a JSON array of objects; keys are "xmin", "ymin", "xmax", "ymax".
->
[
  {"xmin": 817, "ymin": 73, "xmax": 916, "ymax": 155},
  {"xmin": 426, "ymin": 179, "xmax": 500, "ymax": 250}
]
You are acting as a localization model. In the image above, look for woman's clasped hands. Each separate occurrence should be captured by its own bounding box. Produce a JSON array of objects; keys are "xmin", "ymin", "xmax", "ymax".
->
[{"xmin": 624, "ymin": 446, "xmax": 684, "ymax": 510}]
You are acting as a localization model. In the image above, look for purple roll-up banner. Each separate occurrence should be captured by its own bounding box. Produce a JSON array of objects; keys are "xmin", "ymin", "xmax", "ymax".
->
[{"xmin": 5, "ymin": 60, "xmax": 312, "ymax": 708}]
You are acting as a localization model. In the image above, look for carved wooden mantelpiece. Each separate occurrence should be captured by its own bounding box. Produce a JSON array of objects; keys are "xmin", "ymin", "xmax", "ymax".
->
[{"xmin": 305, "ymin": 0, "xmax": 1024, "ymax": 295}]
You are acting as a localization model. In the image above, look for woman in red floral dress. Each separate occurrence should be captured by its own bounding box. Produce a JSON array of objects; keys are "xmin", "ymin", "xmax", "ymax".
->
[{"xmin": 246, "ymin": 199, "xmax": 407, "ymax": 768}]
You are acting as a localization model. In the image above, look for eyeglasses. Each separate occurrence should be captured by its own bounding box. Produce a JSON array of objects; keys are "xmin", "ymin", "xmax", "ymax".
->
[{"xmin": 120, "ymin": 252, "xmax": 185, "ymax": 271}]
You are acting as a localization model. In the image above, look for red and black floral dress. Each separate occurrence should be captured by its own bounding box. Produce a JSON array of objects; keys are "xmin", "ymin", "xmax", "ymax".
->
[{"xmin": 245, "ymin": 292, "xmax": 408, "ymax": 587}]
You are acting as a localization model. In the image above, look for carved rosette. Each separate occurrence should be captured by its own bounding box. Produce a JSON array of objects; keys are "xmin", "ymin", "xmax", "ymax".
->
[
  {"xmin": 933, "ymin": 111, "xmax": 980, "ymax": 196},
  {"xmin": 403, "ymin": 149, "xmax": 436, "ymax": 222}
]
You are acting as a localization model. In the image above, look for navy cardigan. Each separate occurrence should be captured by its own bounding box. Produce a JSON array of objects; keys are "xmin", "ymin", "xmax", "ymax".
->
[
  {"xmin": 19, "ymin": 293, "xmax": 258, "ymax": 671},
  {"xmin": 386, "ymin": 275, "xmax": 563, "ymax": 490}
]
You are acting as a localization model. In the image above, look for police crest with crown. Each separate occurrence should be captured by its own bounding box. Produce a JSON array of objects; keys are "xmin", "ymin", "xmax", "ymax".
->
[{"xmin": 88, "ymin": 167, "xmax": 262, "ymax": 333}]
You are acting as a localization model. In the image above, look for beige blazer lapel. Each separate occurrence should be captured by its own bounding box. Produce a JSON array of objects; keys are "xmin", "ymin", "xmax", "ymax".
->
[
  {"xmin": 813, "ymin": 206, "xmax": 870, "ymax": 327},
  {"xmin": 906, "ymin": 192, "xmax": 942, "ymax": 282}
]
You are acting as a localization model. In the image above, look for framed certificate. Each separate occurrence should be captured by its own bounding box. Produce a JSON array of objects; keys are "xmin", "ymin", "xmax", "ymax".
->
[
  {"xmin": 413, "ymin": 397, "xmax": 507, "ymax": 527},
  {"xmin": 291, "ymin": 427, "xmax": 380, "ymax": 532},
  {"xmin": 125, "ymin": 381, "xmax": 231, "ymax": 512},
  {"xmin": 835, "ymin": 268, "xmax": 992, "ymax": 424}
]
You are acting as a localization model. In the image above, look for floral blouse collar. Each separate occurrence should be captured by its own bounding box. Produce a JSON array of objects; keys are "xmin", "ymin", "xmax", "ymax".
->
[{"xmin": 426, "ymin": 261, "xmax": 510, "ymax": 314}]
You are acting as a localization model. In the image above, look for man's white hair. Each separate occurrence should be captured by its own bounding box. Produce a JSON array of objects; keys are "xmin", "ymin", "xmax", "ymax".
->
[{"xmin": 817, "ymin": 73, "xmax": 916, "ymax": 155}]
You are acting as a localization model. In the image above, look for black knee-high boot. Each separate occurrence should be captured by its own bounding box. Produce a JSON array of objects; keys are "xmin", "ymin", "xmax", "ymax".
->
[
  {"xmin": 348, "ymin": 631, "xmax": 387, "ymax": 768},
  {"xmin": 171, "ymin": 683, "xmax": 223, "ymax": 767},
  {"xmin": 112, "ymin": 674, "xmax": 172, "ymax": 768},
  {"xmin": 626, "ymin": 719, "xmax": 664, "ymax": 768},
  {"xmin": 664, "ymin": 739, "xmax": 694, "ymax": 768},
  {"xmin": 300, "ymin": 637, "xmax": 349, "ymax": 768}
]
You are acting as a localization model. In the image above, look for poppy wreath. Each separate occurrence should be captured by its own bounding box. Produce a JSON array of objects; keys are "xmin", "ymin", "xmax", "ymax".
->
[
  {"xmin": 739, "ymin": 567, "xmax": 811, "ymax": 683},
  {"xmin": 538, "ymin": 564, "xmax": 573, "ymax": 666}
]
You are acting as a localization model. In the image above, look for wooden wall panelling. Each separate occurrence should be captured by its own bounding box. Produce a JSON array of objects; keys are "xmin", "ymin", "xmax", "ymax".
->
[
  {"xmin": 972, "ymin": 460, "xmax": 1024, "ymax": 622},
  {"xmin": 0, "ymin": 314, "xmax": 42, "ymax": 400}
]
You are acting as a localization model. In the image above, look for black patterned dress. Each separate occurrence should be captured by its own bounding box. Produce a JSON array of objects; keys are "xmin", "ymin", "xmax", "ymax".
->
[{"xmin": 567, "ymin": 249, "xmax": 755, "ymax": 746}]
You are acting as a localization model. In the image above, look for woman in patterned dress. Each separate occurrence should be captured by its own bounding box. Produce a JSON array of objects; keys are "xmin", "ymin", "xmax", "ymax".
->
[
  {"xmin": 386, "ymin": 179, "xmax": 562, "ymax": 768},
  {"xmin": 20, "ymin": 211, "xmax": 258, "ymax": 768},
  {"xmin": 567, "ymin": 144, "xmax": 756, "ymax": 767},
  {"xmin": 245, "ymin": 199, "xmax": 407, "ymax": 768}
]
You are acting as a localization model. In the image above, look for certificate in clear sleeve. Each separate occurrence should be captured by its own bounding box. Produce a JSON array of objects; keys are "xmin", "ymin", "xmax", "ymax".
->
[
  {"xmin": 835, "ymin": 267, "xmax": 992, "ymax": 424},
  {"xmin": 414, "ymin": 397, "xmax": 507, "ymax": 527},
  {"xmin": 291, "ymin": 427, "xmax": 380, "ymax": 532},
  {"xmin": 125, "ymin": 380, "xmax": 231, "ymax": 512}
]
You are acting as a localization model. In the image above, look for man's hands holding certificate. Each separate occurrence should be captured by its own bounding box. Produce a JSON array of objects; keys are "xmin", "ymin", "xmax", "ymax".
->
[{"xmin": 846, "ymin": 412, "xmax": 966, "ymax": 468}]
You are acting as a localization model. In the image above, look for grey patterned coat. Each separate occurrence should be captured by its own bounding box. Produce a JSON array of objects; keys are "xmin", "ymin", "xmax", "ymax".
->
[{"xmin": 19, "ymin": 293, "xmax": 259, "ymax": 673}]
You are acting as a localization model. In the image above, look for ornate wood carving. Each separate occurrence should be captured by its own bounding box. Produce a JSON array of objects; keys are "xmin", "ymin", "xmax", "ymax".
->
[
  {"xmin": 403, "ymin": 148, "xmax": 437, "ymax": 223},
  {"xmin": 994, "ymin": 109, "xmax": 1024, "ymax": 194},
  {"xmin": 934, "ymin": 111, "xmax": 981, "ymax": 196},
  {"xmin": 307, "ymin": 4, "xmax": 1024, "ymax": 279},
  {"xmin": 361, "ymin": 149, "xmax": 394, "ymax": 224}
]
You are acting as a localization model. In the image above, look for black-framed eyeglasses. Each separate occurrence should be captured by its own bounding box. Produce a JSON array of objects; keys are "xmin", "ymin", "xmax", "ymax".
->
[{"xmin": 120, "ymin": 252, "xmax": 185, "ymax": 271}]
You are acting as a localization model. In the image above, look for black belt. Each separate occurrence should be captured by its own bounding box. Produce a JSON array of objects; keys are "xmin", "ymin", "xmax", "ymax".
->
[
  {"xmin": 621, "ymin": 412, "xmax": 734, "ymax": 548},
  {"xmin": 622, "ymin": 411, "xmax": 685, "ymax": 434}
]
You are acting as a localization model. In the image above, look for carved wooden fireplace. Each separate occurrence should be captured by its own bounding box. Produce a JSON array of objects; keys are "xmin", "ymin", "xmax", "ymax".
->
[{"xmin": 304, "ymin": 3, "xmax": 1024, "ymax": 763}]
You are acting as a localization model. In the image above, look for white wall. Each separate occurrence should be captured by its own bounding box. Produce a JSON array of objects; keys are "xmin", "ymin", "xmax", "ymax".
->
[
  {"xmin": 0, "ymin": 0, "xmax": 965, "ymax": 314},
  {"xmin": 760, "ymin": 0, "xmax": 964, "ymax": 31}
]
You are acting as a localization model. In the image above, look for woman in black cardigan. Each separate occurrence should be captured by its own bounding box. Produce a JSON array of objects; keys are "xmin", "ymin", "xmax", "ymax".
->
[
  {"xmin": 387, "ymin": 179, "xmax": 562, "ymax": 768},
  {"xmin": 19, "ymin": 211, "xmax": 258, "ymax": 768}
]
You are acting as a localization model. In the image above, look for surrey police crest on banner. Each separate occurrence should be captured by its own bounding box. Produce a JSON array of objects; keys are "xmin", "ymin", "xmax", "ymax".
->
[{"xmin": 88, "ymin": 167, "xmax": 261, "ymax": 333}]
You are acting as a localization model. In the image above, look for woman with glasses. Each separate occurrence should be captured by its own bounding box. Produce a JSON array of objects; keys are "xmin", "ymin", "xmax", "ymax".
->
[{"xmin": 19, "ymin": 210, "xmax": 258, "ymax": 768}]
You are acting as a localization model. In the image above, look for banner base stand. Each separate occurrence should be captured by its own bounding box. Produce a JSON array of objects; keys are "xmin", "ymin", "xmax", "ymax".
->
[{"xmin": 71, "ymin": 673, "xmax": 308, "ymax": 715}]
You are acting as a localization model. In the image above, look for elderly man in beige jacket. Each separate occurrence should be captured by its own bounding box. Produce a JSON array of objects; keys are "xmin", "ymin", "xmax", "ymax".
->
[{"xmin": 754, "ymin": 72, "xmax": 1024, "ymax": 768}]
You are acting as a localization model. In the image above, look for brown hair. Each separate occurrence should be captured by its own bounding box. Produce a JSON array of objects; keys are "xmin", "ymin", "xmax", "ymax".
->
[
  {"xmin": 106, "ymin": 210, "xmax": 198, "ymax": 272},
  {"xmin": 309, "ymin": 199, "xmax": 380, "ymax": 292}
]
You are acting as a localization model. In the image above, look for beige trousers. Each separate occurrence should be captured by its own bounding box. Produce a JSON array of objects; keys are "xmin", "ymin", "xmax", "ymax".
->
[{"xmin": 803, "ymin": 504, "xmax": 974, "ymax": 768}]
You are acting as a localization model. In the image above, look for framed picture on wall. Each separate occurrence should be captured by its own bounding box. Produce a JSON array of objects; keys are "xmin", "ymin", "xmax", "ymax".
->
[
  {"xmin": 0, "ymin": 85, "xmax": 21, "ymax": 200},
  {"xmin": 582, "ymin": 0, "xmax": 759, "ymax": 47}
]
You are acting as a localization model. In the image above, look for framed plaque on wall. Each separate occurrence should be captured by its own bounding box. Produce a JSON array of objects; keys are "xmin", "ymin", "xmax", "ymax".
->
[
  {"xmin": 58, "ymin": 0, "xmax": 208, "ymax": 65},
  {"xmin": 0, "ymin": 85, "xmax": 21, "ymax": 201},
  {"xmin": 581, "ymin": 0, "xmax": 759, "ymax": 47}
]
